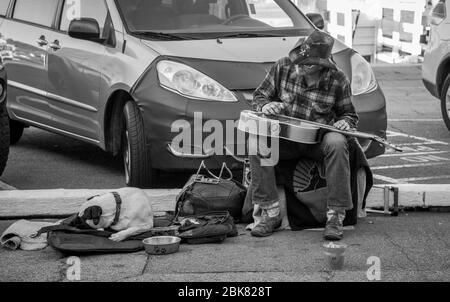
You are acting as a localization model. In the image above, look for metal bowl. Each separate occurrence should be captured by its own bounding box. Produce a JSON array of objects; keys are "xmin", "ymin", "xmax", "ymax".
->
[{"xmin": 143, "ymin": 236, "xmax": 181, "ymax": 255}]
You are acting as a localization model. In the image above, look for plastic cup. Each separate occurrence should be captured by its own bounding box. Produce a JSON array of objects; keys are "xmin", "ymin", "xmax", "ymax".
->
[{"xmin": 323, "ymin": 242, "xmax": 347, "ymax": 270}]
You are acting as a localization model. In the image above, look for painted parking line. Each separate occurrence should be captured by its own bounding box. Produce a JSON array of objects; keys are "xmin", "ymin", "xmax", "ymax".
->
[
  {"xmin": 386, "ymin": 130, "xmax": 449, "ymax": 145},
  {"xmin": 389, "ymin": 119, "xmax": 444, "ymax": 122},
  {"xmin": 0, "ymin": 180, "xmax": 16, "ymax": 190},
  {"xmin": 371, "ymin": 162, "xmax": 445, "ymax": 170},
  {"xmin": 380, "ymin": 151, "xmax": 449, "ymax": 158},
  {"xmin": 397, "ymin": 142, "xmax": 448, "ymax": 146},
  {"xmin": 397, "ymin": 175, "xmax": 450, "ymax": 182},
  {"xmin": 372, "ymin": 129, "xmax": 450, "ymax": 184},
  {"xmin": 373, "ymin": 174, "xmax": 403, "ymax": 184}
]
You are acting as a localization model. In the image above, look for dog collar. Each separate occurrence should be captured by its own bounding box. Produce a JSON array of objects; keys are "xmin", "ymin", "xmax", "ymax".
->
[{"xmin": 111, "ymin": 192, "xmax": 122, "ymax": 226}]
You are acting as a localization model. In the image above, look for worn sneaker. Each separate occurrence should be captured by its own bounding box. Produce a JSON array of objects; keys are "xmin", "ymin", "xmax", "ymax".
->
[
  {"xmin": 251, "ymin": 211, "xmax": 282, "ymax": 237},
  {"xmin": 324, "ymin": 210, "xmax": 346, "ymax": 241}
]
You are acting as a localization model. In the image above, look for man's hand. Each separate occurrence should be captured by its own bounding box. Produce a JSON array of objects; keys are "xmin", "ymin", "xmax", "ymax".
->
[
  {"xmin": 334, "ymin": 119, "xmax": 352, "ymax": 131},
  {"xmin": 262, "ymin": 102, "xmax": 285, "ymax": 115}
]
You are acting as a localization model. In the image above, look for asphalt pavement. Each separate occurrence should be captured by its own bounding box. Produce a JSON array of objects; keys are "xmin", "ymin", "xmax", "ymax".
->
[
  {"xmin": 0, "ymin": 212, "xmax": 449, "ymax": 282},
  {"xmin": 1, "ymin": 65, "xmax": 449, "ymax": 190}
]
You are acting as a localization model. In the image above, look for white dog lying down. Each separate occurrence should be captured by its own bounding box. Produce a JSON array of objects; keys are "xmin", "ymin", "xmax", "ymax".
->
[{"xmin": 78, "ymin": 188, "xmax": 154, "ymax": 242}]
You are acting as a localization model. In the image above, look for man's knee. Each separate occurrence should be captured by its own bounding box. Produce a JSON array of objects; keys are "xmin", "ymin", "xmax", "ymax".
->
[{"xmin": 322, "ymin": 133, "xmax": 348, "ymax": 154}]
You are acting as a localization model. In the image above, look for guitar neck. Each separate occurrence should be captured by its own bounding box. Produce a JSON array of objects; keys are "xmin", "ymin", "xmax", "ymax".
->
[
  {"xmin": 323, "ymin": 127, "xmax": 377, "ymax": 141},
  {"xmin": 272, "ymin": 113, "xmax": 402, "ymax": 152},
  {"xmin": 274, "ymin": 114, "xmax": 375, "ymax": 140}
]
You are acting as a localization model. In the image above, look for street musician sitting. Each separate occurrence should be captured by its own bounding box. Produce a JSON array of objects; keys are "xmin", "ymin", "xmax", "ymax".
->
[{"xmin": 249, "ymin": 30, "xmax": 359, "ymax": 240}]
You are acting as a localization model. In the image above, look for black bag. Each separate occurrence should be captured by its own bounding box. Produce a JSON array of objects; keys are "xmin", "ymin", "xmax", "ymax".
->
[
  {"xmin": 39, "ymin": 211, "xmax": 236, "ymax": 253},
  {"xmin": 282, "ymin": 138, "xmax": 373, "ymax": 230},
  {"xmin": 175, "ymin": 161, "xmax": 247, "ymax": 221},
  {"xmin": 36, "ymin": 214, "xmax": 174, "ymax": 255},
  {"xmin": 177, "ymin": 211, "xmax": 238, "ymax": 244}
]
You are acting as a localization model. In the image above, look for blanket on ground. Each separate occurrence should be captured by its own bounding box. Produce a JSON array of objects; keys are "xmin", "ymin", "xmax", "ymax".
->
[{"xmin": 1, "ymin": 220, "xmax": 57, "ymax": 251}]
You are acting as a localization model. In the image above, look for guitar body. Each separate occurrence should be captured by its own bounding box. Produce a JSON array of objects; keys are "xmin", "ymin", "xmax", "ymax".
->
[
  {"xmin": 238, "ymin": 110, "xmax": 403, "ymax": 152},
  {"xmin": 238, "ymin": 110, "xmax": 321, "ymax": 144}
]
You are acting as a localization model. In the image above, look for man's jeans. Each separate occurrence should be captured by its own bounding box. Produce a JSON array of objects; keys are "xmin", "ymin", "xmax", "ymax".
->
[{"xmin": 249, "ymin": 132, "xmax": 353, "ymax": 212}]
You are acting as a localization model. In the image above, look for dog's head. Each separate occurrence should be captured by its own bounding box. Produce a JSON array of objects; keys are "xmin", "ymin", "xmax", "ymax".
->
[
  {"xmin": 80, "ymin": 205, "xmax": 103, "ymax": 227},
  {"xmin": 79, "ymin": 194, "xmax": 115, "ymax": 229}
]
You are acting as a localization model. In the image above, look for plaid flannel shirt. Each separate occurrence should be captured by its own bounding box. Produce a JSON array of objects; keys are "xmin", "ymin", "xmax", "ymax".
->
[{"xmin": 253, "ymin": 57, "xmax": 358, "ymax": 128}]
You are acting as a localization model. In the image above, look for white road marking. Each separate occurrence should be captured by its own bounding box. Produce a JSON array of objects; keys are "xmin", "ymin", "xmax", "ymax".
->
[
  {"xmin": 400, "ymin": 155, "xmax": 450, "ymax": 163},
  {"xmin": 0, "ymin": 180, "xmax": 16, "ymax": 190},
  {"xmin": 386, "ymin": 130, "xmax": 448, "ymax": 145},
  {"xmin": 386, "ymin": 132, "xmax": 405, "ymax": 138},
  {"xmin": 371, "ymin": 162, "xmax": 445, "ymax": 170},
  {"xmin": 374, "ymin": 129, "xmax": 450, "ymax": 184},
  {"xmin": 397, "ymin": 175, "xmax": 450, "ymax": 182},
  {"xmin": 380, "ymin": 151, "xmax": 449, "ymax": 158},
  {"xmin": 397, "ymin": 142, "xmax": 448, "ymax": 146},
  {"xmin": 389, "ymin": 119, "xmax": 444, "ymax": 122},
  {"xmin": 373, "ymin": 174, "xmax": 404, "ymax": 184}
]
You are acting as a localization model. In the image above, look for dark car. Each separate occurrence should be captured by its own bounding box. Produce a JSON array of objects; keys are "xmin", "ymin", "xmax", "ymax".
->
[
  {"xmin": 0, "ymin": 0, "xmax": 387, "ymax": 187},
  {"xmin": 0, "ymin": 60, "xmax": 8, "ymax": 176}
]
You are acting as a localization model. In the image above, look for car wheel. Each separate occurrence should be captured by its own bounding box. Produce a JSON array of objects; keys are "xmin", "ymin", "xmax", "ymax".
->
[
  {"xmin": 0, "ymin": 102, "xmax": 10, "ymax": 176},
  {"xmin": 442, "ymin": 74, "xmax": 450, "ymax": 131},
  {"xmin": 122, "ymin": 101, "xmax": 157, "ymax": 188},
  {"xmin": 9, "ymin": 119, "xmax": 24, "ymax": 145}
]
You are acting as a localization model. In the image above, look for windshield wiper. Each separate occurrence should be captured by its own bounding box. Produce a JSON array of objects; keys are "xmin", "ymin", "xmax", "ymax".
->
[
  {"xmin": 131, "ymin": 31, "xmax": 196, "ymax": 41},
  {"xmin": 215, "ymin": 32, "xmax": 283, "ymax": 39}
]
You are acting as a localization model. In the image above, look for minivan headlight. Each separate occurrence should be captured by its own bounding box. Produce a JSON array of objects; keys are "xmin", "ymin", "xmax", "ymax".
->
[
  {"xmin": 351, "ymin": 53, "xmax": 377, "ymax": 96},
  {"xmin": 157, "ymin": 60, "xmax": 238, "ymax": 102}
]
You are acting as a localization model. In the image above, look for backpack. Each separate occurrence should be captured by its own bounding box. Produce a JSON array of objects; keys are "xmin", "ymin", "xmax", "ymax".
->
[{"xmin": 175, "ymin": 161, "xmax": 247, "ymax": 221}]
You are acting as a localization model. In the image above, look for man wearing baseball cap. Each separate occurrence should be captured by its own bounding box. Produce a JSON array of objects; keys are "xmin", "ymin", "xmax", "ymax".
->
[{"xmin": 249, "ymin": 29, "xmax": 359, "ymax": 241}]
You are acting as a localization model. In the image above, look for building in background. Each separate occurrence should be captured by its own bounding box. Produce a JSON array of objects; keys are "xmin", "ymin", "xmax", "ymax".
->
[{"xmin": 293, "ymin": 0, "xmax": 437, "ymax": 63}]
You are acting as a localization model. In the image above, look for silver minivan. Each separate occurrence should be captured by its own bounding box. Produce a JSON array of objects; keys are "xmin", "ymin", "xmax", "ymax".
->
[
  {"xmin": 422, "ymin": 0, "xmax": 450, "ymax": 131},
  {"xmin": 0, "ymin": 0, "xmax": 387, "ymax": 187}
]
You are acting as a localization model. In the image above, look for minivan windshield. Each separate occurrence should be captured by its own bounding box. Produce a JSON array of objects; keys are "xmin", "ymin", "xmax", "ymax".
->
[{"xmin": 116, "ymin": 0, "xmax": 314, "ymax": 40}]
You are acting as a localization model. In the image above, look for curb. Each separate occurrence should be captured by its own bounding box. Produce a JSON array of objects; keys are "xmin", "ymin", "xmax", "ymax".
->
[
  {"xmin": 0, "ymin": 189, "xmax": 180, "ymax": 219},
  {"xmin": 0, "ymin": 184, "xmax": 449, "ymax": 219}
]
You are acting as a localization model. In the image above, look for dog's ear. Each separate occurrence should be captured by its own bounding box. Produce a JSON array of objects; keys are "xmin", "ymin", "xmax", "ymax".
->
[{"xmin": 81, "ymin": 206, "xmax": 103, "ymax": 225}]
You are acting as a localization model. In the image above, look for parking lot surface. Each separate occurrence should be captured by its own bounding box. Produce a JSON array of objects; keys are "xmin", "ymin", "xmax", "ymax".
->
[{"xmin": 1, "ymin": 64, "xmax": 449, "ymax": 190}]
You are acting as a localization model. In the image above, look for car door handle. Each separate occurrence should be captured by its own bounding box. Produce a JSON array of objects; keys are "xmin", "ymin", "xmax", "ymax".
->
[
  {"xmin": 49, "ymin": 40, "xmax": 61, "ymax": 51},
  {"xmin": 36, "ymin": 36, "xmax": 48, "ymax": 47}
]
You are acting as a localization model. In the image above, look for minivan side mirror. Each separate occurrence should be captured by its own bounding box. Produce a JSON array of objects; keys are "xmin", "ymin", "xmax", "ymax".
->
[
  {"xmin": 306, "ymin": 13, "xmax": 325, "ymax": 30},
  {"xmin": 68, "ymin": 18, "xmax": 101, "ymax": 42}
]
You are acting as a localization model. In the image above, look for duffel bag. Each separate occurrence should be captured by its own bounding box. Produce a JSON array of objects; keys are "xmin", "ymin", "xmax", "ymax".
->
[
  {"xmin": 176, "ymin": 211, "xmax": 238, "ymax": 244},
  {"xmin": 175, "ymin": 161, "xmax": 247, "ymax": 221}
]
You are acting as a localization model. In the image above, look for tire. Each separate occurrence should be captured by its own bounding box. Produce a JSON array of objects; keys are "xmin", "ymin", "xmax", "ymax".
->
[
  {"xmin": 9, "ymin": 119, "xmax": 24, "ymax": 145},
  {"xmin": 0, "ymin": 102, "xmax": 10, "ymax": 176},
  {"xmin": 442, "ymin": 75, "xmax": 450, "ymax": 131},
  {"xmin": 122, "ymin": 101, "xmax": 157, "ymax": 188}
]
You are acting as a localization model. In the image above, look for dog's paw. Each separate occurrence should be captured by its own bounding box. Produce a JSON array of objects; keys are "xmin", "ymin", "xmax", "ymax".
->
[{"xmin": 109, "ymin": 233, "xmax": 127, "ymax": 242}]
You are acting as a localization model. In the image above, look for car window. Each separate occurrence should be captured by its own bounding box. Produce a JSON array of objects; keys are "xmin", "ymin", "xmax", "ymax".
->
[
  {"xmin": 116, "ymin": 0, "xmax": 312, "ymax": 39},
  {"xmin": 60, "ymin": 0, "xmax": 109, "ymax": 35},
  {"xmin": 13, "ymin": 0, "xmax": 59, "ymax": 27},
  {"xmin": 245, "ymin": 0, "xmax": 293, "ymax": 27},
  {"xmin": 432, "ymin": 0, "xmax": 446, "ymax": 19},
  {"xmin": 0, "ymin": 0, "xmax": 10, "ymax": 16}
]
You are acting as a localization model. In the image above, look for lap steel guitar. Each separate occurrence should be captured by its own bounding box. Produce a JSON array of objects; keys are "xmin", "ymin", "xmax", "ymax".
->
[{"xmin": 238, "ymin": 110, "xmax": 403, "ymax": 152}]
